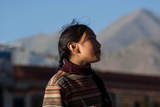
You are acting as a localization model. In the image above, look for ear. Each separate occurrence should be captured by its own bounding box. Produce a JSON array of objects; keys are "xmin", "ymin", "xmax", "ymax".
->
[{"xmin": 67, "ymin": 42, "xmax": 80, "ymax": 54}]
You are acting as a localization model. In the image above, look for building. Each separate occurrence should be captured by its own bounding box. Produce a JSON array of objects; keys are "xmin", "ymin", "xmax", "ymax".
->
[
  {"xmin": 0, "ymin": 65, "xmax": 56, "ymax": 107},
  {"xmin": 0, "ymin": 64, "xmax": 160, "ymax": 107},
  {"xmin": 98, "ymin": 71, "xmax": 160, "ymax": 107}
]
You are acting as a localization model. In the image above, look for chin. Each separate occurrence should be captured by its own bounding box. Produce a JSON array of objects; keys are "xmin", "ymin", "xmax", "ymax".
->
[{"xmin": 91, "ymin": 57, "xmax": 100, "ymax": 63}]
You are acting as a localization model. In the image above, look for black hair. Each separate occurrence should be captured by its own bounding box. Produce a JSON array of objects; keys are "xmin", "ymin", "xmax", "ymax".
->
[
  {"xmin": 58, "ymin": 21, "xmax": 94, "ymax": 70},
  {"xmin": 92, "ymin": 71, "xmax": 113, "ymax": 107}
]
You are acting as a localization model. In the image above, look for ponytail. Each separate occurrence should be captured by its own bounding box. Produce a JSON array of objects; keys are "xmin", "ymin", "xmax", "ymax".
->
[
  {"xmin": 91, "ymin": 70, "xmax": 113, "ymax": 107},
  {"xmin": 58, "ymin": 55, "xmax": 64, "ymax": 70},
  {"xmin": 58, "ymin": 48, "xmax": 69, "ymax": 70}
]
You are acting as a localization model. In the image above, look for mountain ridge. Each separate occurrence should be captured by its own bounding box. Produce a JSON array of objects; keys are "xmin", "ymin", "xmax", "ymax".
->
[
  {"xmin": 98, "ymin": 8, "xmax": 160, "ymax": 52},
  {"xmin": 9, "ymin": 8, "xmax": 160, "ymax": 76}
]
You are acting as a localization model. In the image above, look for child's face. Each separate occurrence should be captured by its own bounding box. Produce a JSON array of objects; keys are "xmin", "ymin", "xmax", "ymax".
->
[{"xmin": 77, "ymin": 31, "xmax": 101, "ymax": 64}]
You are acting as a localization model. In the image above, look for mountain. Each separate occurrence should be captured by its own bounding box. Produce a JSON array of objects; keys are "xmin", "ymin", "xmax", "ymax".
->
[
  {"xmin": 10, "ymin": 32, "xmax": 59, "ymax": 55},
  {"xmin": 10, "ymin": 32, "xmax": 60, "ymax": 65},
  {"xmin": 98, "ymin": 8, "xmax": 160, "ymax": 52},
  {"xmin": 93, "ymin": 38, "xmax": 160, "ymax": 76},
  {"xmin": 11, "ymin": 8, "xmax": 160, "ymax": 56},
  {"xmin": 93, "ymin": 8, "xmax": 160, "ymax": 76},
  {"xmin": 10, "ymin": 8, "xmax": 160, "ymax": 76}
]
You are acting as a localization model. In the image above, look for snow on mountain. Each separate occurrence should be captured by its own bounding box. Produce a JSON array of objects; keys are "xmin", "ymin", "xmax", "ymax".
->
[{"xmin": 98, "ymin": 8, "xmax": 160, "ymax": 52}]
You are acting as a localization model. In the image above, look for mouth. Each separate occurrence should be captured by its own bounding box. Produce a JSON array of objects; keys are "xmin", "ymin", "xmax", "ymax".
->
[{"xmin": 95, "ymin": 50, "xmax": 101, "ymax": 55}]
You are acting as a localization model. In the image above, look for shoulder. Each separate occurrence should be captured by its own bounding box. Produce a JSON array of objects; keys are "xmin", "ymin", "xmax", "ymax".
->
[
  {"xmin": 47, "ymin": 70, "xmax": 66, "ymax": 86},
  {"xmin": 46, "ymin": 69, "xmax": 73, "ymax": 90}
]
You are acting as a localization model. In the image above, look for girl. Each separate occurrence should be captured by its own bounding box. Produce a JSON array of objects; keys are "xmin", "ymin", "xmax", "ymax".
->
[{"xmin": 43, "ymin": 22, "xmax": 112, "ymax": 107}]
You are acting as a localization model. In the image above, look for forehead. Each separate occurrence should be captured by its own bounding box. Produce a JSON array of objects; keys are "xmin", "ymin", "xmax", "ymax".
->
[{"xmin": 78, "ymin": 31, "xmax": 96, "ymax": 44}]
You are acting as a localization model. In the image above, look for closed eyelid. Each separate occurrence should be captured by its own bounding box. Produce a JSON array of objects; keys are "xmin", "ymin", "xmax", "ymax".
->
[
  {"xmin": 79, "ymin": 32, "xmax": 96, "ymax": 44},
  {"xmin": 88, "ymin": 36, "xmax": 96, "ymax": 40},
  {"xmin": 86, "ymin": 33, "xmax": 96, "ymax": 38}
]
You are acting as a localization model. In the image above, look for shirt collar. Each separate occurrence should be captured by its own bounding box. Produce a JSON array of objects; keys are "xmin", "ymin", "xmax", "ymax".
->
[{"xmin": 61, "ymin": 59, "xmax": 93, "ymax": 76}]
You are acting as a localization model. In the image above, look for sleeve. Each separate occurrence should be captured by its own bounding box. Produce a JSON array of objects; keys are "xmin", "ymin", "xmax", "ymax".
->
[{"xmin": 42, "ymin": 82, "xmax": 67, "ymax": 107}]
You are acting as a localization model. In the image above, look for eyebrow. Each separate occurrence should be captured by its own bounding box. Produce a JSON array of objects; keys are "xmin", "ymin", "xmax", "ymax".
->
[
  {"xmin": 87, "ymin": 33, "xmax": 96, "ymax": 39},
  {"xmin": 88, "ymin": 31, "xmax": 96, "ymax": 37},
  {"xmin": 79, "ymin": 32, "xmax": 96, "ymax": 44}
]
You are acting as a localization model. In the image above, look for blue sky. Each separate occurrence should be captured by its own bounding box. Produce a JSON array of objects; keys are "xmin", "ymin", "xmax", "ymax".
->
[{"xmin": 0, "ymin": 0, "xmax": 160, "ymax": 43}]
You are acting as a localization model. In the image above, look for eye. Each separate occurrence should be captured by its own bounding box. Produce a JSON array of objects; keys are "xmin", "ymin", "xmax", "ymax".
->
[
  {"xmin": 90, "ymin": 36, "xmax": 96, "ymax": 41},
  {"xmin": 88, "ymin": 35, "xmax": 96, "ymax": 39}
]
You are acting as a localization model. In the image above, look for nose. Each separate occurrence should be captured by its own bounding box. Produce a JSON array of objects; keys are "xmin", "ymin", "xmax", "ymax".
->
[{"xmin": 96, "ymin": 40, "xmax": 101, "ymax": 49}]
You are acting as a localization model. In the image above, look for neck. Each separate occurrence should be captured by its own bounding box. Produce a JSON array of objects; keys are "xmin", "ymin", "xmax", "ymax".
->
[
  {"xmin": 61, "ymin": 59, "xmax": 92, "ymax": 75},
  {"xmin": 69, "ymin": 57, "xmax": 89, "ymax": 66}
]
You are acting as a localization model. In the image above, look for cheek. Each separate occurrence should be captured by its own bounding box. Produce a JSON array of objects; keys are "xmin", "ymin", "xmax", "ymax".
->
[
  {"xmin": 79, "ymin": 41, "xmax": 95, "ymax": 57},
  {"xmin": 89, "ymin": 47, "xmax": 95, "ymax": 55},
  {"xmin": 85, "ymin": 44, "xmax": 95, "ymax": 55}
]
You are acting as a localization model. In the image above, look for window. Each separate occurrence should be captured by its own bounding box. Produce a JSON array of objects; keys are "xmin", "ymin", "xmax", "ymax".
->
[
  {"xmin": 153, "ymin": 96, "xmax": 160, "ymax": 107},
  {"xmin": 0, "ymin": 88, "xmax": 3, "ymax": 107},
  {"xmin": 134, "ymin": 101, "xmax": 140, "ymax": 107},
  {"xmin": 109, "ymin": 92, "xmax": 116, "ymax": 107},
  {"xmin": 121, "ymin": 93, "xmax": 149, "ymax": 107},
  {"xmin": 31, "ymin": 94, "xmax": 43, "ymax": 107},
  {"xmin": 153, "ymin": 101, "xmax": 160, "ymax": 107},
  {"xmin": 13, "ymin": 96, "xmax": 24, "ymax": 107}
]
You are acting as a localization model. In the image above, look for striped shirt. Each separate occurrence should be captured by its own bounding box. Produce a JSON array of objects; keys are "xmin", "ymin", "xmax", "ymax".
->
[{"xmin": 43, "ymin": 60, "xmax": 112, "ymax": 107}]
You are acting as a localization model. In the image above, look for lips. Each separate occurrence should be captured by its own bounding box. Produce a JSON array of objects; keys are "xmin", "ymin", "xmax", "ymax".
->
[{"xmin": 95, "ymin": 49, "xmax": 101, "ymax": 55}]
